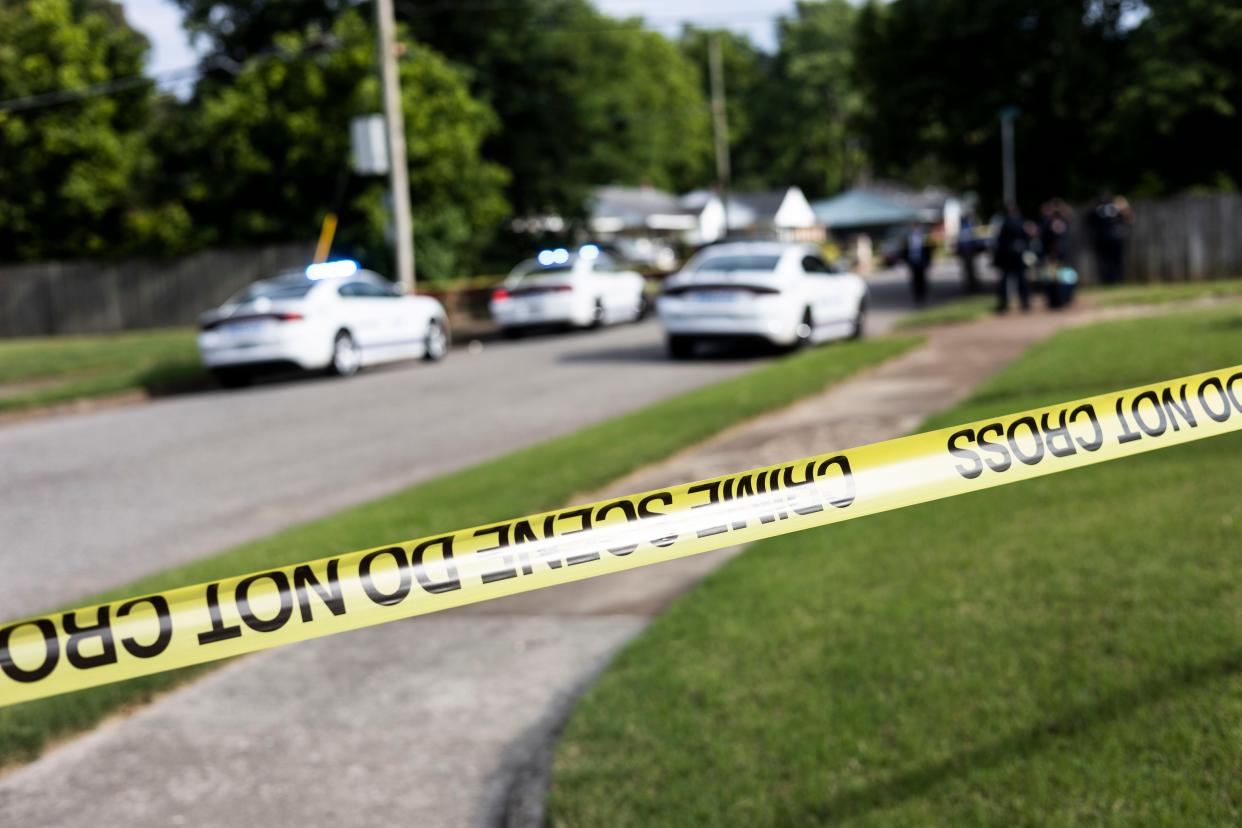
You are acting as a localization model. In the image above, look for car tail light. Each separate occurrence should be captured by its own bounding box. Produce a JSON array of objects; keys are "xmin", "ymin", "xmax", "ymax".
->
[
  {"xmin": 492, "ymin": 288, "xmax": 510, "ymax": 301},
  {"xmin": 276, "ymin": 312, "xmax": 304, "ymax": 321}
]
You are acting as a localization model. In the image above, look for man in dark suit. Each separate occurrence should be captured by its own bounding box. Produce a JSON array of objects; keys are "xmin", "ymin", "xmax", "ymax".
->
[
  {"xmin": 902, "ymin": 225, "xmax": 933, "ymax": 305},
  {"xmin": 994, "ymin": 202, "xmax": 1032, "ymax": 312}
]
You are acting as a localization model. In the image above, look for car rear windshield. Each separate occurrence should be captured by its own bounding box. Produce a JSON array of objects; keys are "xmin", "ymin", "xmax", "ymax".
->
[
  {"xmin": 693, "ymin": 255, "xmax": 781, "ymax": 273},
  {"xmin": 228, "ymin": 279, "xmax": 315, "ymax": 304}
]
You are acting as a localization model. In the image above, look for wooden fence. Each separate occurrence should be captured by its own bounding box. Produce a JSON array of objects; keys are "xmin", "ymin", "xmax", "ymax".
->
[
  {"xmin": 0, "ymin": 242, "xmax": 315, "ymax": 337},
  {"xmin": 1070, "ymin": 192, "xmax": 1242, "ymax": 284}
]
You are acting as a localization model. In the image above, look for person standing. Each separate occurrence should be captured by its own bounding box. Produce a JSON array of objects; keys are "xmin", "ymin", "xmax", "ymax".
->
[
  {"xmin": 957, "ymin": 216, "xmax": 981, "ymax": 293},
  {"xmin": 902, "ymin": 224, "xmax": 933, "ymax": 305},
  {"xmin": 1088, "ymin": 194, "xmax": 1133, "ymax": 285},
  {"xmin": 994, "ymin": 202, "xmax": 1032, "ymax": 312},
  {"xmin": 1040, "ymin": 199, "xmax": 1072, "ymax": 265}
]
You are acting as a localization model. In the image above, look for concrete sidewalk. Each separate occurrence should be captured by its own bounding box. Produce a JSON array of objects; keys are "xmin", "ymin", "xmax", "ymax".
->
[{"xmin": 0, "ymin": 308, "xmax": 1080, "ymax": 828}]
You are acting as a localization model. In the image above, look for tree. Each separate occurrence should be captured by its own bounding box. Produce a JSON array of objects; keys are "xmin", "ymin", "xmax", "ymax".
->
[
  {"xmin": 854, "ymin": 0, "xmax": 1143, "ymax": 208},
  {"xmin": 0, "ymin": 0, "xmax": 171, "ymax": 261},
  {"xmin": 407, "ymin": 0, "xmax": 712, "ymax": 221},
  {"xmin": 679, "ymin": 27, "xmax": 772, "ymax": 192},
  {"xmin": 1110, "ymin": 0, "xmax": 1242, "ymax": 195},
  {"xmin": 759, "ymin": 0, "xmax": 867, "ymax": 198},
  {"xmin": 167, "ymin": 10, "xmax": 509, "ymax": 280},
  {"xmin": 175, "ymin": 0, "xmax": 344, "ymax": 62}
]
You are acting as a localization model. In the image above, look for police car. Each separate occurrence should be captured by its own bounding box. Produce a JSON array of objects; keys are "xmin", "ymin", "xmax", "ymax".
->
[
  {"xmin": 657, "ymin": 241, "xmax": 868, "ymax": 358},
  {"xmin": 489, "ymin": 245, "xmax": 647, "ymax": 337},
  {"xmin": 197, "ymin": 260, "xmax": 450, "ymax": 386}
]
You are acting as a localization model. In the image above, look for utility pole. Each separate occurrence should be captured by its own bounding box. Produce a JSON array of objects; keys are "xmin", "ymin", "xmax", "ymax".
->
[
  {"xmin": 708, "ymin": 33, "xmax": 732, "ymax": 241},
  {"xmin": 999, "ymin": 105, "xmax": 1018, "ymax": 206},
  {"xmin": 374, "ymin": 0, "xmax": 415, "ymax": 292}
]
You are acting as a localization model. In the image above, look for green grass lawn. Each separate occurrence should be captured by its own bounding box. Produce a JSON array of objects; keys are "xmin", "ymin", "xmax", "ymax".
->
[
  {"xmin": 895, "ymin": 295, "xmax": 995, "ymax": 329},
  {"xmin": 548, "ymin": 305, "xmax": 1242, "ymax": 826},
  {"xmin": 897, "ymin": 277, "xmax": 1242, "ymax": 330},
  {"xmin": 1090, "ymin": 277, "xmax": 1242, "ymax": 308},
  {"xmin": 0, "ymin": 333, "xmax": 918, "ymax": 767},
  {"xmin": 0, "ymin": 328, "xmax": 206, "ymax": 413}
]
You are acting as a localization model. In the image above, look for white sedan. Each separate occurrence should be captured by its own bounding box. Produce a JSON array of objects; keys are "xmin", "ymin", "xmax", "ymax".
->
[
  {"xmin": 489, "ymin": 245, "xmax": 647, "ymax": 337},
  {"xmin": 197, "ymin": 260, "xmax": 450, "ymax": 386},
  {"xmin": 657, "ymin": 242, "xmax": 868, "ymax": 358}
]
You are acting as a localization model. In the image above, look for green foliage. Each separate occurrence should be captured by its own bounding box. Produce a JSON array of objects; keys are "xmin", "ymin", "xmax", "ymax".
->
[
  {"xmin": 759, "ymin": 0, "xmax": 867, "ymax": 198},
  {"xmin": 1109, "ymin": 0, "xmax": 1242, "ymax": 197},
  {"xmin": 409, "ymin": 0, "xmax": 713, "ymax": 223},
  {"xmin": 682, "ymin": 5, "xmax": 867, "ymax": 200},
  {"xmin": 7, "ymin": 0, "xmax": 1239, "ymax": 269},
  {"xmin": 853, "ymin": 0, "xmax": 1240, "ymax": 206},
  {"xmin": 679, "ymin": 27, "xmax": 772, "ymax": 192},
  {"xmin": 175, "ymin": 0, "xmax": 344, "ymax": 62},
  {"xmin": 855, "ymin": 0, "xmax": 1135, "ymax": 203},
  {"xmin": 168, "ymin": 11, "xmax": 509, "ymax": 279},
  {"xmin": 0, "ymin": 0, "xmax": 153, "ymax": 260}
]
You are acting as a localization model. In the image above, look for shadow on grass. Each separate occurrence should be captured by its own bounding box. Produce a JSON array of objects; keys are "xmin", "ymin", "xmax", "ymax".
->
[
  {"xmin": 814, "ymin": 650, "xmax": 1242, "ymax": 822},
  {"xmin": 557, "ymin": 340, "xmax": 778, "ymax": 364},
  {"xmin": 136, "ymin": 360, "xmax": 215, "ymax": 397},
  {"xmin": 1206, "ymin": 314, "xmax": 1242, "ymax": 332}
]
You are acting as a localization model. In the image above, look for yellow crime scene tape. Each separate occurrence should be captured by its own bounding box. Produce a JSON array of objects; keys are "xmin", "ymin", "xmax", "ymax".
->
[{"xmin": 2, "ymin": 365, "xmax": 1241, "ymax": 708}]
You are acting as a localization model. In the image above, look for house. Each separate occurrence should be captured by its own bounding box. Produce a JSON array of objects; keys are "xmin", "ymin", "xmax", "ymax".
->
[
  {"xmin": 811, "ymin": 185, "xmax": 965, "ymax": 270},
  {"xmin": 589, "ymin": 185, "xmax": 725, "ymax": 248},
  {"xmin": 681, "ymin": 186, "xmax": 822, "ymax": 243},
  {"xmin": 810, "ymin": 188, "xmax": 920, "ymax": 237}
]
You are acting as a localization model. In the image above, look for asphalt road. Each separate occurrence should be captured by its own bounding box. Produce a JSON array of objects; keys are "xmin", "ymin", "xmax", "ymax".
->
[{"xmin": 0, "ymin": 264, "xmax": 965, "ymax": 619}]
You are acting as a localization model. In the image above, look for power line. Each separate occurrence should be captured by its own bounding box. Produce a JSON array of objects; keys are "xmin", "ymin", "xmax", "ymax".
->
[
  {"xmin": 398, "ymin": 2, "xmax": 784, "ymax": 27},
  {"xmin": 0, "ymin": 40, "xmax": 339, "ymax": 114},
  {"xmin": 0, "ymin": 6, "xmax": 786, "ymax": 114},
  {"xmin": 0, "ymin": 65, "xmax": 199, "ymax": 114}
]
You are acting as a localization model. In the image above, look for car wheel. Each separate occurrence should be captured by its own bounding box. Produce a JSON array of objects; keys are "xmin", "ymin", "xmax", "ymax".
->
[
  {"xmin": 590, "ymin": 299, "xmax": 605, "ymax": 329},
  {"xmin": 636, "ymin": 294, "xmax": 651, "ymax": 321},
  {"xmin": 328, "ymin": 330, "xmax": 361, "ymax": 376},
  {"xmin": 850, "ymin": 298, "xmax": 867, "ymax": 340},
  {"xmin": 423, "ymin": 318, "xmax": 449, "ymax": 362},
  {"xmin": 211, "ymin": 367, "xmax": 252, "ymax": 389},
  {"xmin": 667, "ymin": 335, "xmax": 696, "ymax": 360}
]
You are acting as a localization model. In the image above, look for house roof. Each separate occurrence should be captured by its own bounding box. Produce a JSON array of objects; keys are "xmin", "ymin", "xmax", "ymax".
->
[
  {"xmin": 684, "ymin": 189, "xmax": 794, "ymax": 222},
  {"xmin": 729, "ymin": 189, "xmax": 788, "ymax": 219},
  {"xmin": 683, "ymin": 187, "xmax": 815, "ymax": 228},
  {"xmin": 810, "ymin": 189, "xmax": 921, "ymax": 230},
  {"xmin": 591, "ymin": 186, "xmax": 686, "ymax": 224}
]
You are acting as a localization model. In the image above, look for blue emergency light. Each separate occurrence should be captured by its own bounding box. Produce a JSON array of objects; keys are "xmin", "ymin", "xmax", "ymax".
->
[{"xmin": 306, "ymin": 260, "xmax": 359, "ymax": 280}]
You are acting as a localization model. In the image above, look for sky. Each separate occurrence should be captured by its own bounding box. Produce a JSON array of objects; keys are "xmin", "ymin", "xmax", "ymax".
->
[
  {"xmin": 118, "ymin": 0, "xmax": 201, "ymax": 76},
  {"xmin": 118, "ymin": 0, "xmax": 800, "ymax": 78}
]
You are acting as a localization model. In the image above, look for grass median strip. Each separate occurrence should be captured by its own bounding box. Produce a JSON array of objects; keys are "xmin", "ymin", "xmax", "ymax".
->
[
  {"xmin": 1091, "ymin": 276, "xmax": 1242, "ymax": 308},
  {"xmin": 0, "ymin": 334, "xmax": 918, "ymax": 766},
  {"xmin": 548, "ymin": 305, "xmax": 1242, "ymax": 826},
  {"xmin": 894, "ymin": 295, "xmax": 994, "ymax": 329},
  {"xmin": 0, "ymin": 328, "xmax": 206, "ymax": 413},
  {"xmin": 898, "ymin": 277, "xmax": 1242, "ymax": 330}
]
